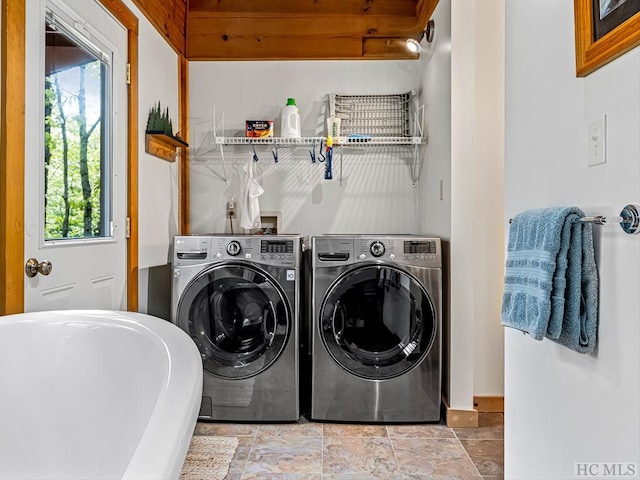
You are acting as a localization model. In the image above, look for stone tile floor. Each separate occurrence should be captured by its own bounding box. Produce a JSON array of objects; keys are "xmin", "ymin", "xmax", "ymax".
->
[{"xmin": 192, "ymin": 412, "xmax": 503, "ymax": 480}]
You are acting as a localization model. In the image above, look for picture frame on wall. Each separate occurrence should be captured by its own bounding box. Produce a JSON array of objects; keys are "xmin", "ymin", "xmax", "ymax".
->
[{"xmin": 574, "ymin": 0, "xmax": 640, "ymax": 76}]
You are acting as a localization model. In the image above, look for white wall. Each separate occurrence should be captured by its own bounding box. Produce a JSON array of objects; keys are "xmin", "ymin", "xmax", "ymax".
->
[
  {"xmin": 122, "ymin": 0, "xmax": 180, "ymax": 314},
  {"xmin": 188, "ymin": 61, "xmax": 421, "ymax": 235},
  {"xmin": 469, "ymin": 0, "xmax": 505, "ymax": 397},
  {"xmin": 505, "ymin": 1, "xmax": 640, "ymax": 478},
  {"xmin": 422, "ymin": 0, "xmax": 506, "ymax": 410}
]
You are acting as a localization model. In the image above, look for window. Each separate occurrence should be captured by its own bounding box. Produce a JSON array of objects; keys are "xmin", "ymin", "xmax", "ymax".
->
[{"xmin": 44, "ymin": 4, "xmax": 111, "ymax": 241}]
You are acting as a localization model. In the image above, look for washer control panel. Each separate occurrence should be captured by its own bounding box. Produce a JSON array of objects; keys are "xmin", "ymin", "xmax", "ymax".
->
[{"xmin": 173, "ymin": 235, "xmax": 301, "ymax": 267}]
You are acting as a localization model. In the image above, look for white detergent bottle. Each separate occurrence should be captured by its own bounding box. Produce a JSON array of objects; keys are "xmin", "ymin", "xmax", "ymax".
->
[{"xmin": 280, "ymin": 98, "xmax": 301, "ymax": 138}]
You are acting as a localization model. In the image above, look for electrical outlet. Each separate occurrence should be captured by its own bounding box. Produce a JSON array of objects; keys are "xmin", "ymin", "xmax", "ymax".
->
[
  {"xmin": 588, "ymin": 115, "xmax": 606, "ymax": 167},
  {"xmin": 226, "ymin": 200, "xmax": 236, "ymax": 217}
]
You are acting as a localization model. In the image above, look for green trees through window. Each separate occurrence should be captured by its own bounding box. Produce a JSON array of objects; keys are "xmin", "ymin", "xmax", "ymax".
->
[{"xmin": 44, "ymin": 17, "xmax": 108, "ymax": 240}]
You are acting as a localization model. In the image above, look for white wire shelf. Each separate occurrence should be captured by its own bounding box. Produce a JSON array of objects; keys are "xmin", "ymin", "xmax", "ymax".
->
[{"xmin": 214, "ymin": 136, "xmax": 423, "ymax": 146}]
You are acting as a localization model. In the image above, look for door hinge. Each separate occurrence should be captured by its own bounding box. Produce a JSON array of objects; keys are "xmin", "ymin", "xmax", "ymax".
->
[
  {"xmin": 125, "ymin": 217, "xmax": 131, "ymax": 239},
  {"xmin": 126, "ymin": 63, "xmax": 131, "ymax": 85}
]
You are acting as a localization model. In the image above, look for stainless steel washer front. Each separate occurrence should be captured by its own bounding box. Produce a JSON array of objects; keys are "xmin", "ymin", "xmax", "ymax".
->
[
  {"xmin": 172, "ymin": 235, "xmax": 301, "ymax": 422},
  {"xmin": 310, "ymin": 235, "xmax": 442, "ymax": 423}
]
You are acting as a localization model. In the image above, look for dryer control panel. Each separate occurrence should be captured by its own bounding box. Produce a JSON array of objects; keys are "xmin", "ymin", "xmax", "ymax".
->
[{"xmin": 313, "ymin": 235, "xmax": 441, "ymax": 269}]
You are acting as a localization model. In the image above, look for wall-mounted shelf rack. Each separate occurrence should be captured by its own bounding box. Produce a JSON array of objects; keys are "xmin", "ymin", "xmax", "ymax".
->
[
  {"xmin": 213, "ymin": 136, "xmax": 422, "ymax": 146},
  {"xmin": 145, "ymin": 132, "xmax": 188, "ymax": 162},
  {"xmin": 209, "ymin": 95, "xmax": 425, "ymax": 185}
]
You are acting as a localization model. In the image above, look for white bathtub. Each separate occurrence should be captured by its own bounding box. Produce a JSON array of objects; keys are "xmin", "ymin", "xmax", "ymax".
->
[{"xmin": 0, "ymin": 310, "xmax": 203, "ymax": 480}]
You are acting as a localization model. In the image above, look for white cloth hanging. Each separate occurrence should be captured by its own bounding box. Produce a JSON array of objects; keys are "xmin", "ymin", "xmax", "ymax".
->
[{"xmin": 239, "ymin": 156, "xmax": 264, "ymax": 230}]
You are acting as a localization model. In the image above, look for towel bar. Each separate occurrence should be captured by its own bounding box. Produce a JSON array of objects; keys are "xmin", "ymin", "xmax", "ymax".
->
[{"xmin": 508, "ymin": 203, "xmax": 640, "ymax": 235}]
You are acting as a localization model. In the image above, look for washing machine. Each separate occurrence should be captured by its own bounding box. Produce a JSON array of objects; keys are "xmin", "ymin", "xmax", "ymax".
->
[
  {"xmin": 310, "ymin": 235, "xmax": 442, "ymax": 423},
  {"xmin": 172, "ymin": 234, "xmax": 301, "ymax": 422}
]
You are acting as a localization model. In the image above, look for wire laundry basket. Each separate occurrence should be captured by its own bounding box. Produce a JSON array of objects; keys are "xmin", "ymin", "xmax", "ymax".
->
[{"xmin": 327, "ymin": 90, "xmax": 416, "ymax": 139}]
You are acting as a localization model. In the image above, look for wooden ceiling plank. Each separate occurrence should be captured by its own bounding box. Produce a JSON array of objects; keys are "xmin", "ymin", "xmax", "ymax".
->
[
  {"xmin": 188, "ymin": 0, "xmax": 418, "ymax": 17},
  {"xmin": 187, "ymin": 15, "xmax": 417, "ymax": 38},
  {"xmin": 188, "ymin": 35, "xmax": 364, "ymax": 60},
  {"xmin": 131, "ymin": 0, "xmax": 187, "ymax": 54}
]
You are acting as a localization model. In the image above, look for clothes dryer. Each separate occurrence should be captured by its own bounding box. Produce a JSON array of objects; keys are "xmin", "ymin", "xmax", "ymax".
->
[
  {"xmin": 310, "ymin": 235, "xmax": 442, "ymax": 422},
  {"xmin": 172, "ymin": 235, "xmax": 301, "ymax": 422}
]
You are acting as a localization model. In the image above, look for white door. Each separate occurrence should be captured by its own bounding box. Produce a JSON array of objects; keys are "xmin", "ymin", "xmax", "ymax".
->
[{"xmin": 24, "ymin": 0, "xmax": 128, "ymax": 311}]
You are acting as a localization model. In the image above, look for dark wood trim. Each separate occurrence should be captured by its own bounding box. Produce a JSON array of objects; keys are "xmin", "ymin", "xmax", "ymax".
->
[
  {"xmin": 99, "ymin": 0, "xmax": 139, "ymax": 312},
  {"xmin": 178, "ymin": 54, "xmax": 189, "ymax": 234},
  {"xmin": 0, "ymin": 0, "xmax": 26, "ymax": 315}
]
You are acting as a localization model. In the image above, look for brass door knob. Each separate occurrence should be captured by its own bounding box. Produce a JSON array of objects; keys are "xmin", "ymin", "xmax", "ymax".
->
[{"xmin": 25, "ymin": 258, "xmax": 53, "ymax": 278}]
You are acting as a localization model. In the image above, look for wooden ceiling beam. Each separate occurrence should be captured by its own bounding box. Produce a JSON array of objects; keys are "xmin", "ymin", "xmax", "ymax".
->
[
  {"xmin": 187, "ymin": 14, "xmax": 419, "ymax": 60},
  {"xmin": 362, "ymin": 37, "xmax": 419, "ymax": 59},
  {"xmin": 188, "ymin": 0, "xmax": 418, "ymax": 17}
]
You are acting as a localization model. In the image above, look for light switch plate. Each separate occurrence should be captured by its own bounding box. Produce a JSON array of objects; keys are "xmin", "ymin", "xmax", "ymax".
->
[{"xmin": 588, "ymin": 115, "xmax": 606, "ymax": 167}]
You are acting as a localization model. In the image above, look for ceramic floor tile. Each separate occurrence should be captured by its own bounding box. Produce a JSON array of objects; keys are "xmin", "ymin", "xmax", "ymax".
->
[
  {"xmin": 240, "ymin": 474, "xmax": 322, "ymax": 480},
  {"xmin": 322, "ymin": 475, "xmax": 432, "ymax": 480},
  {"xmin": 453, "ymin": 413, "xmax": 504, "ymax": 440},
  {"xmin": 323, "ymin": 424, "xmax": 389, "ymax": 437},
  {"xmin": 257, "ymin": 422, "xmax": 323, "ymax": 438},
  {"xmin": 194, "ymin": 421, "xmax": 259, "ymax": 437},
  {"xmin": 459, "ymin": 440, "xmax": 504, "ymax": 477},
  {"xmin": 386, "ymin": 423, "xmax": 455, "ymax": 439},
  {"xmin": 392, "ymin": 438, "xmax": 481, "ymax": 478},
  {"xmin": 323, "ymin": 436, "xmax": 398, "ymax": 476},
  {"xmin": 244, "ymin": 436, "xmax": 322, "ymax": 475},
  {"xmin": 228, "ymin": 436, "xmax": 255, "ymax": 474}
]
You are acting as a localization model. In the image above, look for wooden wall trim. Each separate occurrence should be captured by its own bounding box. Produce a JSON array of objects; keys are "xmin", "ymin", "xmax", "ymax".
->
[
  {"xmin": 100, "ymin": 0, "xmax": 138, "ymax": 32},
  {"xmin": 126, "ymin": 29, "xmax": 139, "ymax": 312},
  {"xmin": 473, "ymin": 395, "xmax": 504, "ymax": 413},
  {"xmin": 99, "ymin": 0, "xmax": 139, "ymax": 312},
  {"xmin": 0, "ymin": 0, "xmax": 26, "ymax": 315},
  {"xmin": 442, "ymin": 395, "xmax": 479, "ymax": 428},
  {"xmin": 178, "ymin": 54, "xmax": 189, "ymax": 234}
]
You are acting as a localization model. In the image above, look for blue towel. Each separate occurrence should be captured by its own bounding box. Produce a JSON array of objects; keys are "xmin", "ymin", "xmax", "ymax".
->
[{"xmin": 501, "ymin": 207, "xmax": 599, "ymax": 353}]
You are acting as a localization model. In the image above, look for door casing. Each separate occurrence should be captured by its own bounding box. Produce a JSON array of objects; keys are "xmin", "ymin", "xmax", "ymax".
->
[{"xmin": 0, "ymin": 0, "xmax": 139, "ymax": 314}]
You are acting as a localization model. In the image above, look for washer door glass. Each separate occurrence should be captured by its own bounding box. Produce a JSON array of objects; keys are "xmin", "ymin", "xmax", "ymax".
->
[
  {"xmin": 177, "ymin": 263, "xmax": 290, "ymax": 379},
  {"xmin": 320, "ymin": 264, "xmax": 435, "ymax": 380}
]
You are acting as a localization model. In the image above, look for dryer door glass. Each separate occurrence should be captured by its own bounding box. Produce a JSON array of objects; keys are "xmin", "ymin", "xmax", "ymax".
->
[
  {"xmin": 320, "ymin": 264, "xmax": 436, "ymax": 380},
  {"xmin": 177, "ymin": 263, "xmax": 290, "ymax": 379}
]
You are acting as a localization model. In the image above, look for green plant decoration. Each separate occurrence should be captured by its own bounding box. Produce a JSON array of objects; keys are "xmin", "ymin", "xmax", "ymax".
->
[{"xmin": 146, "ymin": 101, "xmax": 174, "ymax": 136}]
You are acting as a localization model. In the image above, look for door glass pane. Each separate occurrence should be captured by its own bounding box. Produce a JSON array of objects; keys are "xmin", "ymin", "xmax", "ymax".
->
[{"xmin": 44, "ymin": 10, "xmax": 110, "ymax": 240}]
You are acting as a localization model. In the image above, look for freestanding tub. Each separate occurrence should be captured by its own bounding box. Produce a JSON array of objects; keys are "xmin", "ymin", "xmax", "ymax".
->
[{"xmin": 0, "ymin": 310, "xmax": 203, "ymax": 480}]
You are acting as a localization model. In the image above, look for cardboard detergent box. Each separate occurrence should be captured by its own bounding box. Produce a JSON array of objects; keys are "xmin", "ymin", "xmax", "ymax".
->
[{"xmin": 246, "ymin": 120, "xmax": 274, "ymax": 138}]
